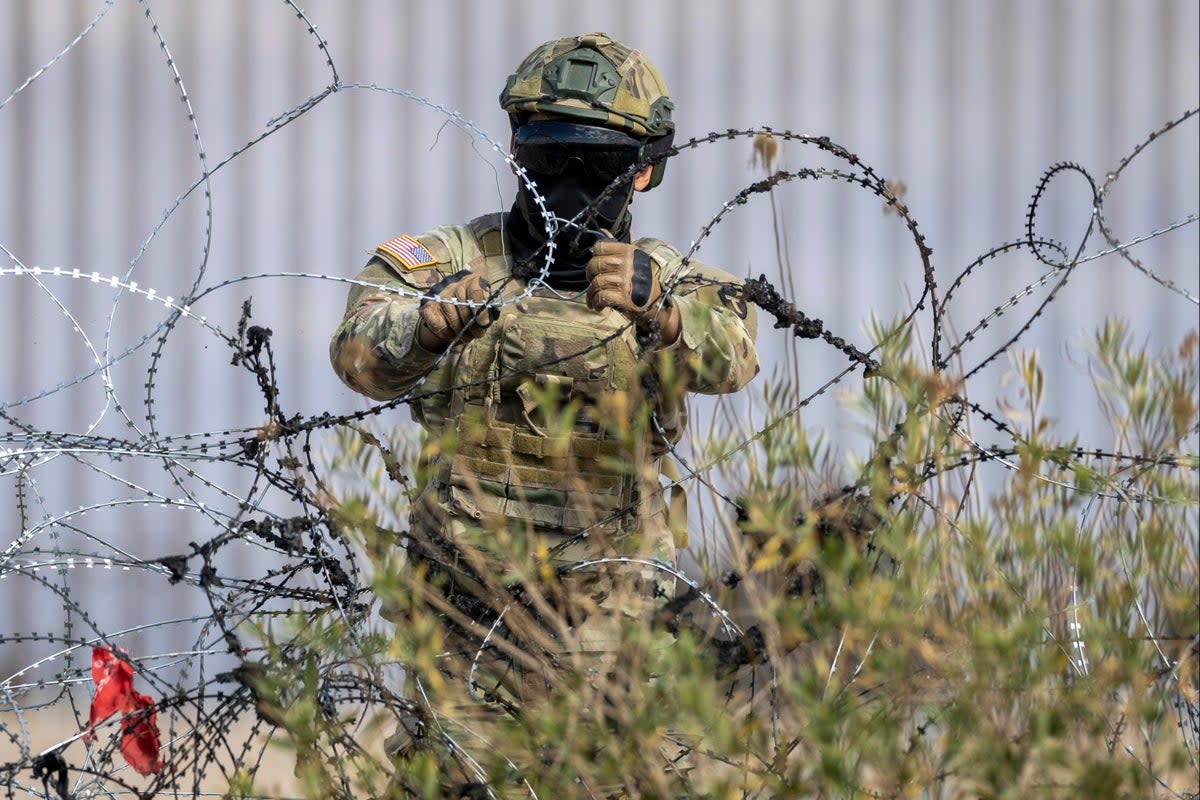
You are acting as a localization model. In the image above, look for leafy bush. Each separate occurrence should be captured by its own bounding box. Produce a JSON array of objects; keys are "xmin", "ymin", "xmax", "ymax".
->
[{"xmin": 239, "ymin": 318, "xmax": 1198, "ymax": 799}]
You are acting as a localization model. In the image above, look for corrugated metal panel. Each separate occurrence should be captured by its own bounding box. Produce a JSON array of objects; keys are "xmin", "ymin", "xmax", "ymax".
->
[{"xmin": 1, "ymin": 1, "xmax": 1196, "ymax": 663}]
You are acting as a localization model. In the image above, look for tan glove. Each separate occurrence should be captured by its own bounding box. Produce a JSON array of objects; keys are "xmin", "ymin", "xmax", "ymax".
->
[
  {"xmin": 416, "ymin": 270, "xmax": 497, "ymax": 351},
  {"xmin": 585, "ymin": 240, "xmax": 661, "ymax": 316},
  {"xmin": 586, "ymin": 240, "xmax": 680, "ymax": 344}
]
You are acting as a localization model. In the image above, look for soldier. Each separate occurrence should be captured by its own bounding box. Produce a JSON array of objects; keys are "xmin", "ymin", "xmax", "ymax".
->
[{"xmin": 330, "ymin": 32, "xmax": 758, "ymax": 795}]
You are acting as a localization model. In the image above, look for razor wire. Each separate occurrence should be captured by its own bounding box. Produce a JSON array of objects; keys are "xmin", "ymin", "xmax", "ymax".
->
[{"xmin": 1, "ymin": 2, "xmax": 1198, "ymax": 798}]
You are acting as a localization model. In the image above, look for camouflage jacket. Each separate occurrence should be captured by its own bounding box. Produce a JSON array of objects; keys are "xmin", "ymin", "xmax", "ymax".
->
[
  {"xmin": 329, "ymin": 213, "xmax": 758, "ymax": 544},
  {"xmin": 331, "ymin": 213, "xmax": 757, "ymax": 404}
]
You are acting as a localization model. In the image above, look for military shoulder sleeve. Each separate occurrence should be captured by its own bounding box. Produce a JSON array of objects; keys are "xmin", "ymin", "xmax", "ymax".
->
[
  {"xmin": 632, "ymin": 236, "xmax": 685, "ymax": 280},
  {"xmin": 633, "ymin": 236, "xmax": 760, "ymax": 395},
  {"xmin": 368, "ymin": 231, "xmax": 451, "ymax": 287},
  {"xmin": 332, "ymin": 227, "xmax": 468, "ymax": 400},
  {"xmin": 343, "ymin": 227, "xmax": 470, "ymax": 308}
]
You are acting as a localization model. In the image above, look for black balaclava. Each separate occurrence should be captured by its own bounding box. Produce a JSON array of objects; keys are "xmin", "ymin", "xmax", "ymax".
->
[{"xmin": 507, "ymin": 168, "xmax": 635, "ymax": 291}]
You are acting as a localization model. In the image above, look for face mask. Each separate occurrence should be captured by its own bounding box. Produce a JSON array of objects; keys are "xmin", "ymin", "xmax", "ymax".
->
[
  {"xmin": 508, "ymin": 121, "xmax": 642, "ymax": 287},
  {"xmin": 516, "ymin": 167, "xmax": 634, "ymax": 254}
]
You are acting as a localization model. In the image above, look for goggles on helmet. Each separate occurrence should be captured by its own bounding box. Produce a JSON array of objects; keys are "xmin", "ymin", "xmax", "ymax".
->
[{"xmin": 513, "ymin": 120, "xmax": 645, "ymax": 184}]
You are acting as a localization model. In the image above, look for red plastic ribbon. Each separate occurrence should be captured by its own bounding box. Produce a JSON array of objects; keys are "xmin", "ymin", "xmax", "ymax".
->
[{"xmin": 83, "ymin": 646, "xmax": 162, "ymax": 775}]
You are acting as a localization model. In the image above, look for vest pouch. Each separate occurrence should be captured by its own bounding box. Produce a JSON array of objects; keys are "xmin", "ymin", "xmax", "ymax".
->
[
  {"xmin": 446, "ymin": 417, "xmax": 638, "ymax": 538},
  {"xmin": 497, "ymin": 302, "xmax": 640, "ymax": 402},
  {"xmin": 441, "ymin": 296, "xmax": 645, "ymax": 540}
]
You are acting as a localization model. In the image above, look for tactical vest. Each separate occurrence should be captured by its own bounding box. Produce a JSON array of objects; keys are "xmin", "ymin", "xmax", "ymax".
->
[{"xmin": 413, "ymin": 215, "xmax": 661, "ymax": 544}]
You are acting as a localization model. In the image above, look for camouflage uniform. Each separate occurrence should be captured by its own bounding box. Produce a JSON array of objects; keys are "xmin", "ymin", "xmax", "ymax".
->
[
  {"xmin": 331, "ymin": 212, "xmax": 757, "ymax": 565},
  {"xmin": 329, "ymin": 31, "xmax": 759, "ymax": 795}
]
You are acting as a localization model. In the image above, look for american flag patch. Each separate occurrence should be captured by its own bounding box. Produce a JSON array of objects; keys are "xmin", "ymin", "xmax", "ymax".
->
[{"xmin": 377, "ymin": 234, "xmax": 436, "ymax": 269}]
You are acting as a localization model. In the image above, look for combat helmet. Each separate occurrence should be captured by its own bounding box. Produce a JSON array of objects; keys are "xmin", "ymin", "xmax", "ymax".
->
[{"xmin": 500, "ymin": 32, "xmax": 675, "ymax": 189}]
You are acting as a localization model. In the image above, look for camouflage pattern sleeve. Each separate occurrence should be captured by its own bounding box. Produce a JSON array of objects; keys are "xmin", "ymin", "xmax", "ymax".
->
[
  {"xmin": 637, "ymin": 238, "xmax": 760, "ymax": 395},
  {"xmin": 329, "ymin": 232, "xmax": 457, "ymax": 401}
]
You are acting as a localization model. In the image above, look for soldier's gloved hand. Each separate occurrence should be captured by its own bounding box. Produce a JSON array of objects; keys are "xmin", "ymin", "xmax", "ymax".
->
[
  {"xmin": 586, "ymin": 240, "xmax": 681, "ymax": 344},
  {"xmin": 585, "ymin": 240, "xmax": 662, "ymax": 319},
  {"xmin": 416, "ymin": 269, "xmax": 497, "ymax": 351}
]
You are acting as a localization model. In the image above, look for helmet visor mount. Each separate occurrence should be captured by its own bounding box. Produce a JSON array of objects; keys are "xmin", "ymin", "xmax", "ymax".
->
[{"xmin": 513, "ymin": 120, "xmax": 645, "ymax": 185}]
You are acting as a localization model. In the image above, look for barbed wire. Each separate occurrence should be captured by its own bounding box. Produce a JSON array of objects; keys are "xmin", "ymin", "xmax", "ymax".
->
[{"xmin": 1, "ymin": 2, "xmax": 1197, "ymax": 798}]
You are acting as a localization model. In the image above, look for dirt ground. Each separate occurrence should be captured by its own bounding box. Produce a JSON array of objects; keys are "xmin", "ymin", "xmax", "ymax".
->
[{"xmin": 1, "ymin": 706, "xmax": 303, "ymax": 798}]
